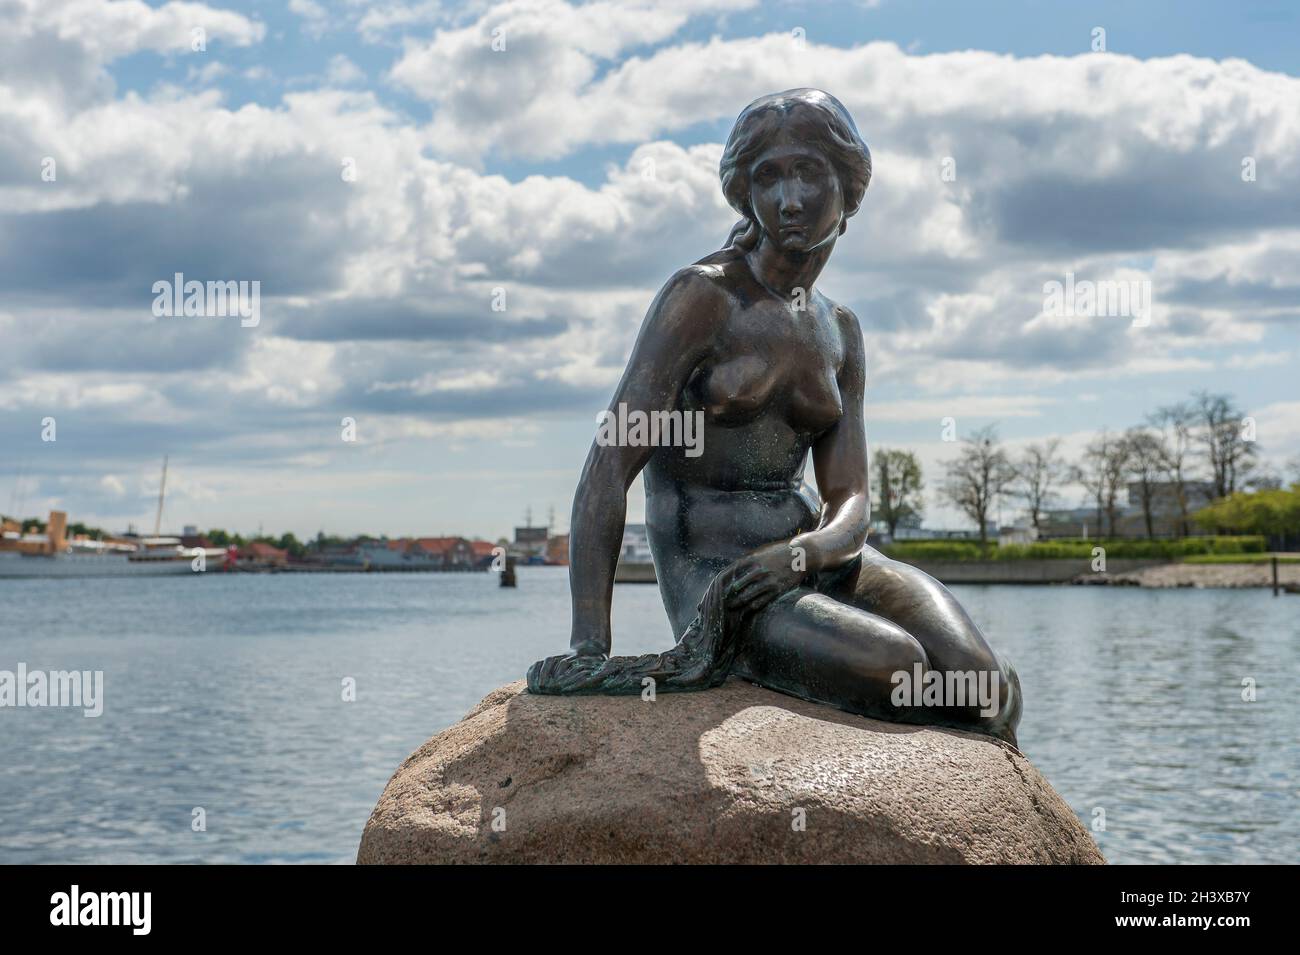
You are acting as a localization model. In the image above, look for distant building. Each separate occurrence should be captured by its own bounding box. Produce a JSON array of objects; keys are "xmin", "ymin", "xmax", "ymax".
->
[
  {"xmin": 1035, "ymin": 506, "xmax": 1098, "ymax": 539},
  {"xmin": 313, "ymin": 543, "xmax": 366, "ymax": 568},
  {"xmin": 355, "ymin": 539, "xmax": 438, "ymax": 570},
  {"xmin": 1038, "ymin": 481, "xmax": 1217, "ymax": 539},
  {"xmin": 887, "ymin": 527, "xmax": 980, "ymax": 542},
  {"xmin": 613, "ymin": 524, "xmax": 656, "ymax": 582},
  {"xmin": 468, "ymin": 539, "xmax": 500, "ymax": 570},
  {"xmin": 513, "ymin": 525, "xmax": 549, "ymax": 560},
  {"xmin": 240, "ymin": 541, "xmax": 287, "ymax": 566},
  {"xmin": 997, "ymin": 517, "xmax": 1037, "ymax": 547},
  {"xmin": 620, "ymin": 524, "xmax": 653, "ymax": 563},
  {"xmin": 413, "ymin": 537, "xmax": 476, "ymax": 570},
  {"xmin": 545, "ymin": 534, "xmax": 569, "ymax": 565},
  {"xmin": 868, "ymin": 511, "xmax": 925, "ymax": 544}
]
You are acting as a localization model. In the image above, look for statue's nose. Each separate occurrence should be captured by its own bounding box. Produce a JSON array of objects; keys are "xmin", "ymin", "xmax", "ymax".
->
[{"xmin": 779, "ymin": 188, "xmax": 803, "ymax": 217}]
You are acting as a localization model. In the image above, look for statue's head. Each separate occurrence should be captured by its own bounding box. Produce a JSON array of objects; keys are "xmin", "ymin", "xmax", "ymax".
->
[{"xmin": 718, "ymin": 89, "xmax": 871, "ymax": 255}]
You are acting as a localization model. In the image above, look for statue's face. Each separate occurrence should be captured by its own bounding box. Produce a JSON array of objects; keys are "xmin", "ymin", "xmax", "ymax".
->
[{"xmin": 747, "ymin": 124, "xmax": 844, "ymax": 255}]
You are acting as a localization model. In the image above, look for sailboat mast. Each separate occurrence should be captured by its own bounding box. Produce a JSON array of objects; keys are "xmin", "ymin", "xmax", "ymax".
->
[{"xmin": 153, "ymin": 455, "xmax": 168, "ymax": 537}]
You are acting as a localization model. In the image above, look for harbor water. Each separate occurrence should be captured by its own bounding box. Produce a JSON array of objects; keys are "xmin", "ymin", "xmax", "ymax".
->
[{"xmin": 1, "ymin": 569, "xmax": 1295, "ymax": 864}]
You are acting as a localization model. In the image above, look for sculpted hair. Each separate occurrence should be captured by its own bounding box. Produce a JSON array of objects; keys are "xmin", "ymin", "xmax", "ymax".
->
[{"xmin": 699, "ymin": 89, "xmax": 872, "ymax": 265}]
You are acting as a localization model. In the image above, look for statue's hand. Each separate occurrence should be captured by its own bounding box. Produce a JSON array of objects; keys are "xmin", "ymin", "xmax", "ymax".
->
[
  {"xmin": 725, "ymin": 541, "xmax": 806, "ymax": 614},
  {"xmin": 527, "ymin": 649, "xmax": 608, "ymax": 693}
]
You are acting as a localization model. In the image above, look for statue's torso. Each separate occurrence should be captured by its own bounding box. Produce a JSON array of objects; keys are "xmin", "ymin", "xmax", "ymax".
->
[{"xmin": 643, "ymin": 262, "xmax": 852, "ymax": 631}]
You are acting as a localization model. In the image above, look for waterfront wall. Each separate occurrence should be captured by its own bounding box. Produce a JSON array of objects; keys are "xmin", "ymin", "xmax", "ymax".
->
[
  {"xmin": 902, "ymin": 557, "xmax": 1169, "ymax": 584},
  {"xmin": 614, "ymin": 557, "xmax": 1173, "ymax": 586}
]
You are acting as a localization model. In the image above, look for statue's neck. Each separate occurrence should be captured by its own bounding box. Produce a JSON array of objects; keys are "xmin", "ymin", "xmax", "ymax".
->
[{"xmin": 745, "ymin": 234, "xmax": 835, "ymax": 300}]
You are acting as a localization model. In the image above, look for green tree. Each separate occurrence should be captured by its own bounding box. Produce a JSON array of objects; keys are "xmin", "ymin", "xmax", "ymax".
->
[
  {"xmin": 1194, "ymin": 485, "xmax": 1300, "ymax": 542},
  {"xmin": 276, "ymin": 532, "xmax": 306, "ymax": 558},
  {"xmin": 872, "ymin": 448, "xmax": 924, "ymax": 540}
]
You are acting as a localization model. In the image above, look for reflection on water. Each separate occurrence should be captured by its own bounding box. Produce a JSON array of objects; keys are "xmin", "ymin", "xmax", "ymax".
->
[
  {"xmin": 1, "ymin": 571, "xmax": 1295, "ymax": 864},
  {"xmin": 960, "ymin": 585, "xmax": 1298, "ymax": 864}
]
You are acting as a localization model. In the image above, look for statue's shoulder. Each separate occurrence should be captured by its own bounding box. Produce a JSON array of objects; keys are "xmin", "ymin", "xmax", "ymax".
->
[
  {"xmin": 826, "ymin": 300, "xmax": 865, "ymax": 378},
  {"xmin": 827, "ymin": 299, "xmax": 863, "ymax": 333},
  {"xmin": 661, "ymin": 262, "xmax": 734, "ymax": 297},
  {"xmin": 651, "ymin": 263, "xmax": 736, "ymax": 319}
]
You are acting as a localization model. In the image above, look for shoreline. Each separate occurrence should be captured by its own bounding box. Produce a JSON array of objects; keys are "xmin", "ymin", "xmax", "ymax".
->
[{"xmin": 1076, "ymin": 561, "xmax": 1300, "ymax": 589}]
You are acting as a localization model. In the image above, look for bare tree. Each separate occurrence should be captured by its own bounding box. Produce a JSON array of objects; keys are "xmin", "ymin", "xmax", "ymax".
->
[
  {"xmin": 1015, "ymin": 438, "xmax": 1066, "ymax": 534},
  {"xmin": 1286, "ymin": 455, "xmax": 1300, "ymax": 487},
  {"xmin": 872, "ymin": 448, "xmax": 924, "ymax": 540},
  {"xmin": 1123, "ymin": 427, "xmax": 1166, "ymax": 539},
  {"xmin": 1148, "ymin": 401, "xmax": 1197, "ymax": 536},
  {"xmin": 1101, "ymin": 437, "xmax": 1130, "ymax": 536},
  {"xmin": 942, "ymin": 425, "xmax": 1016, "ymax": 546},
  {"xmin": 1072, "ymin": 431, "xmax": 1115, "ymax": 538},
  {"xmin": 1244, "ymin": 467, "xmax": 1282, "ymax": 492},
  {"xmin": 1193, "ymin": 390, "xmax": 1258, "ymax": 498}
]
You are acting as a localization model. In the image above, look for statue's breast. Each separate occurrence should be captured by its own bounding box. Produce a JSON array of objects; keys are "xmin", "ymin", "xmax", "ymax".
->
[
  {"xmin": 693, "ymin": 354, "xmax": 776, "ymax": 424},
  {"xmin": 788, "ymin": 365, "xmax": 843, "ymax": 434},
  {"xmin": 688, "ymin": 344, "xmax": 843, "ymax": 434}
]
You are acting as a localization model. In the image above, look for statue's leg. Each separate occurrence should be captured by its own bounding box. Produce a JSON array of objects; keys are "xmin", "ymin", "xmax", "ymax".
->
[
  {"xmin": 820, "ymin": 547, "xmax": 1021, "ymax": 744},
  {"xmin": 734, "ymin": 587, "xmax": 931, "ymax": 724},
  {"xmin": 736, "ymin": 550, "xmax": 1021, "ymax": 744}
]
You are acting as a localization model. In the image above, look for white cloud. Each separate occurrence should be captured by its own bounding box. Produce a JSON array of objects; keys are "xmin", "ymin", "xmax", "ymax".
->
[
  {"xmin": 388, "ymin": 0, "xmax": 759, "ymax": 163},
  {"xmin": 2, "ymin": 0, "xmax": 1298, "ymax": 534},
  {"xmin": 289, "ymin": 0, "xmax": 331, "ymax": 38},
  {"xmin": 326, "ymin": 54, "xmax": 366, "ymax": 86}
]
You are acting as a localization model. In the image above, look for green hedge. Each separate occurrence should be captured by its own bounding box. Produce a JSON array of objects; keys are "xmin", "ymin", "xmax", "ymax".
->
[{"xmin": 883, "ymin": 536, "xmax": 1267, "ymax": 562}]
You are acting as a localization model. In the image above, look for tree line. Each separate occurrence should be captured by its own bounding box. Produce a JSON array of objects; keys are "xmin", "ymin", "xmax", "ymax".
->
[{"xmin": 872, "ymin": 390, "xmax": 1292, "ymax": 544}]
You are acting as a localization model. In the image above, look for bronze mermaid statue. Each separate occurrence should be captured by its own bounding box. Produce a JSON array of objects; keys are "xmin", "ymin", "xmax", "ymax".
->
[{"xmin": 527, "ymin": 89, "xmax": 1022, "ymax": 746}]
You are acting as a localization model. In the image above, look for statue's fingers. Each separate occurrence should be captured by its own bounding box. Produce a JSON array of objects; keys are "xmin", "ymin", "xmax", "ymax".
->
[
  {"xmin": 730, "ymin": 575, "xmax": 774, "ymax": 608},
  {"xmin": 743, "ymin": 586, "xmax": 781, "ymax": 613},
  {"xmin": 722, "ymin": 561, "xmax": 759, "ymax": 589},
  {"xmin": 557, "ymin": 656, "xmax": 603, "ymax": 691},
  {"xmin": 541, "ymin": 654, "xmax": 568, "ymax": 685},
  {"xmin": 736, "ymin": 565, "xmax": 774, "ymax": 589},
  {"xmin": 530, "ymin": 655, "xmax": 564, "ymax": 691}
]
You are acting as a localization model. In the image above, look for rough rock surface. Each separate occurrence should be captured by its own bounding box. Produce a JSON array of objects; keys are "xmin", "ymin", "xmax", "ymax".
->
[{"xmin": 357, "ymin": 679, "xmax": 1104, "ymax": 864}]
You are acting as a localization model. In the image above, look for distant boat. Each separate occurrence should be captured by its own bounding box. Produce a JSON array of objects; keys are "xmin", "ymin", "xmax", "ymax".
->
[
  {"xmin": 0, "ymin": 524, "xmax": 224, "ymax": 578},
  {"xmin": 0, "ymin": 545, "xmax": 218, "ymax": 578},
  {"xmin": 614, "ymin": 523, "xmax": 656, "ymax": 583},
  {"xmin": 614, "ymin": 558, "xmax": 656, "ymax": 583},
  {"xmin": 0, "ymin": 500, "xmax": 224, "ymax": 579}
]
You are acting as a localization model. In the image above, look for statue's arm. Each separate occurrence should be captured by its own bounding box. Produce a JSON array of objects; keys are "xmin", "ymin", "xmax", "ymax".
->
[
  {"xmin": 567, "ymin": 268, "xmax": 724, "ymax": 656},
  {"xmin": 798, "ymin": 304, "xmax": 870, "ymax": 573}
]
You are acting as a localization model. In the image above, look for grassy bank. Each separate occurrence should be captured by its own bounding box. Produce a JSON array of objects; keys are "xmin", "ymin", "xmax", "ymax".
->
[{"xmin": 883, "ymin": 536, "xmax": 1267, "ymax": 562}]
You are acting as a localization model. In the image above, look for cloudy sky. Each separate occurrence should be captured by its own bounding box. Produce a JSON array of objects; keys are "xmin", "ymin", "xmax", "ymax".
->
[{"xmin": 2, "ymin": 0, "xmax": 1298, "ymax": 539}]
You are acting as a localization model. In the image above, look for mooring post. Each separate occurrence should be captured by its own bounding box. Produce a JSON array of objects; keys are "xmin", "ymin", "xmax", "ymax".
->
[{"xmin": 1272, "ymin": 554, "xmax": 1279, "ymax": 597}]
